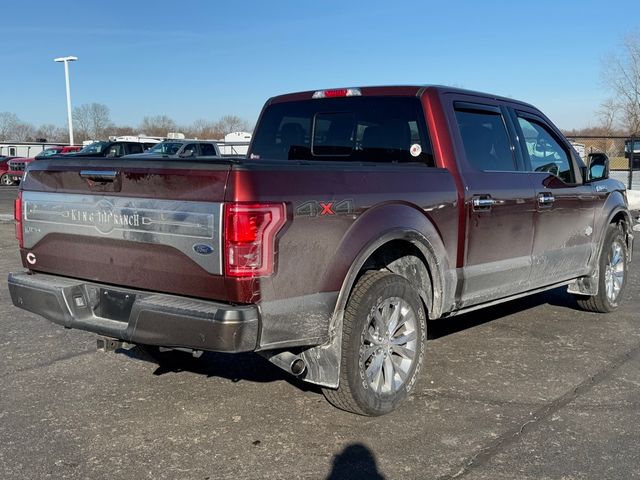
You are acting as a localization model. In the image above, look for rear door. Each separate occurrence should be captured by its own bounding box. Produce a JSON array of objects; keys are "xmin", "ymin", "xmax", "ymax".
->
[
  {"xmin": 510, "ymin": 109, "xmax": 598, "ymax": 286},
  {"xmin": 448, "ymin": 97, "xmax": 537, "ymax": 306}
]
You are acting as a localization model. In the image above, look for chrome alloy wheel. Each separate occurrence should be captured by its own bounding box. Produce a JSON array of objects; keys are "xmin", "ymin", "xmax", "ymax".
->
[
  {"xmin": 359, "ymin": 296, "xmax": 418, "ymax": 394},
  {"xmin": 0, "ymin": 174, "xmax": 14, "ymax": 186},
  {"xmin": 604, "ymin": 240, "xmax": 625, "ymax": 303}
]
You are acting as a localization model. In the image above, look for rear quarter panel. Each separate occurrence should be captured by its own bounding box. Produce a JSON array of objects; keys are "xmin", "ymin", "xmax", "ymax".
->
[{"xmin": 225, "ymin": 162, "xmax": 458, "ymax": 348}]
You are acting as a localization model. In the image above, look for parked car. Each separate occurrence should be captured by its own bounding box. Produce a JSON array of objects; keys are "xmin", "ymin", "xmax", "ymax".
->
[
  {"xmin": 65, "ymin": 141, "xmax": 156, "ymax": 158},
  {"xmin": 9, "ymin": 85, "xmax": 634, "ymax": 416},
  {"xmin": 35, "ymin": 146, "xmax": 82, "ymax": 159},
  {"xmin": 624, "ymin": 139, "xmax": 640, "ymax": 169},
  {"xmin": 0, "ymin": 156, "xmax": 19, "ymax": 185},
  {"xmin": 126, "ymin": 139, "xmax": 220, "ymax": 158},
  {"xmin": 5, "ymin": 157, "xmax": 31, "ymax": 184}
]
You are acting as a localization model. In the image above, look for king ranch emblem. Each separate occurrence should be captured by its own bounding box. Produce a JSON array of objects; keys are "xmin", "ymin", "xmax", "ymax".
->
[{"xmin": 63, "ymin": 200, "xmax": 150, "ymax": 234}]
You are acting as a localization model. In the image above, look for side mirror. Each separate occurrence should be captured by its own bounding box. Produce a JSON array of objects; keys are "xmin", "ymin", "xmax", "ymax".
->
[{"xmin": 587, "ymin": 152, "xmax": 609, "ymax": 181}]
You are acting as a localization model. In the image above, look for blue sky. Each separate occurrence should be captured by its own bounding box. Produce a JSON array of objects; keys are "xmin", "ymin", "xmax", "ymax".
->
[{"xmin": 1, "ymin": 0, "xmax": 638, "ymax": 130}]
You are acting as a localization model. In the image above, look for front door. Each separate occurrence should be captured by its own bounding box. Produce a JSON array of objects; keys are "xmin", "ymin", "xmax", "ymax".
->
[{"xmin": 512, "ymin": 111, "xmax": 597, "ymax": 287}]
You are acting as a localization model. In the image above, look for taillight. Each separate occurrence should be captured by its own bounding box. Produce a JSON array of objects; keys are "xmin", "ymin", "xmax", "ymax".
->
[
  {"xmin": 224, "ymin": 203, "xmax": 286, "ymax": 277},
  {"xmin": 14, "ymin": 191, "xmax": 23, "ymax": 248}
]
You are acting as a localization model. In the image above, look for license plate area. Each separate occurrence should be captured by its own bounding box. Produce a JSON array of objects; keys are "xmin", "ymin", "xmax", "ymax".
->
[{"xmin": 96, "ymin": 288, "xmax": 136, "ymax": 322}]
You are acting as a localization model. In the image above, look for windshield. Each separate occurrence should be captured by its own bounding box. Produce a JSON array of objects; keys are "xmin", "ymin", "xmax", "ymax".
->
[
  {"xmin": 35, "ymin": 148, "xmax": 60, "ymax": 158},
  {"xmin": 148, "ymin": 142, "xmax": 183, "ymax": 155},
  {"xmin": 79, "ymin": 142, "xmax": 108, "ymax": 154},
  {"xmin": 249, "ymin": 96, "xmax": 433, "ymax": 164}
]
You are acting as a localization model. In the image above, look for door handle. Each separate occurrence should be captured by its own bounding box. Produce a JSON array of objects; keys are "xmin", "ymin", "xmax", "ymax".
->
[
  {"xmin": 472, "ymin": 196, "xmax": 497, "ymax": 211},
  {"xmin": 79, "ymin": 170, "xmax": 118, "ymax": 183},
  {"xmin": 538, "ymin": 192, "xmax": 555, "ymax": 206}
]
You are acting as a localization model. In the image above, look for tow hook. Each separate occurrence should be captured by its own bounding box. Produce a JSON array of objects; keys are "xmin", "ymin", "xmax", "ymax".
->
[{"xmin": 96, "ymin": 336, "xmax": 126, "ymax": 352}]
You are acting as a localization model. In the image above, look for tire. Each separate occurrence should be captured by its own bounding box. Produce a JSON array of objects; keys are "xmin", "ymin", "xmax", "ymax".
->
[
  {"xmin": 322, "ymin": 271, "xmax": 427, "ymax": 416},
  {"xmin": 576, "ymin": 224, "xmax": 629, "ymax": 313},
  {"xmin": 0, "ymin": 174, "xmax": 14, "ymax": 186}
]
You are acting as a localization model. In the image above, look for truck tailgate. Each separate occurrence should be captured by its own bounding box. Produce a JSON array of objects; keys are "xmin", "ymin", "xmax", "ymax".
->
[{"xmin": 18, "ymin": 157, "xmax": 232, "ymax": 300}]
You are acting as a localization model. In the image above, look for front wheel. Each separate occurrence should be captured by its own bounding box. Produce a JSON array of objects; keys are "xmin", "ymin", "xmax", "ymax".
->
[
  {"xmin": 322, "ymin": 271, "xmax": 427, "ymax": 416},
  {"xmin": 576, "ymin": 224, "xmax": 628, "ymax": 313}
]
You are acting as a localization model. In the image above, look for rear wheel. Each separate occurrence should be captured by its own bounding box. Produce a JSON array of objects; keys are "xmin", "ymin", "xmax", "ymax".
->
[
  {"xmin": 322, "ymin": 271, "xmax": 426, "ymax": 416},
  {"xmin": 576, "ymin": 224, "xmax": 628, "ymax": 313},
  {"xmin": 0, "ymin": 174, "xmax": 14, "ymax": 186}
]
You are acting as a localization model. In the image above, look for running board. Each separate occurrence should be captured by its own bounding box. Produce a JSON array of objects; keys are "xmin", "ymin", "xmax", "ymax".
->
[{"xmin": 444, "ymin": 280, "xmax": 574, "ymax": 318}]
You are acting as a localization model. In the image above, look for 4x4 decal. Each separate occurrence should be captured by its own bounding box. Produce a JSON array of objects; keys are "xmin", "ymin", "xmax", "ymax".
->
[{"xmin": 295, "ymin": 199, "xmax": 354, "ymax": 217}]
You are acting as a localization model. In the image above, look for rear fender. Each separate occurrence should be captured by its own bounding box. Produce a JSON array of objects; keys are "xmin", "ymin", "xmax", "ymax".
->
[{"xmin": 299, "ymin": 202, "xmax": 455, "ymax": 388}]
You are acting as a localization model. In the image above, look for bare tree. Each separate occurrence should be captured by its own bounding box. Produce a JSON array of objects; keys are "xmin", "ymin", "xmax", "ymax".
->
[
  {"xmin": 139, "ymin": 115, "xmax": 177, "ymax": 136},
  {"xmin": 109, "ymin": 125, "xmax": 138, "ymax": 137},
  {"xmin": 11, "ymin": 122, "xmax": 36, "ymax": 142},
  {"xmin": 597, "ymin": 97, "xmax": 618, "ymax": 134},
  {"xmin": 215, "ymin": 115, "xmax": 250, "ymax": 136},
  {"xmin": 72, "ymin": 105, "xmax": 91, "ymax": 141},
  {"xmin": 34, "ymin": 124, "xmax": 68, "ymax": 143},
  {"xmin": 602, "ymin": 32, "xmax": 640, "ymax": 135},
  {"xmin": 185, "ymin": 119, "xmax": 223, "ymax": 139},
  {"xmin": 73, "ymin": 103, "xmax": 113, "ymax": 142},
  {"xmin": 0, "ymin": 112, "xmax": 20, "ymax": 140}
]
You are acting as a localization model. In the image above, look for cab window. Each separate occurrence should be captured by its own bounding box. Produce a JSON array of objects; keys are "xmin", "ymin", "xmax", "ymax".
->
[
  {"xmin": 182, "ymin": 144, "xmax": 197, "ymax": 155},
  {"xmin": 250, "ymin": 97, "xmax": 434, "ymax": 165},
  {"xmin": 106, "ymin": 143, "xmax": 125, "ymax": 157},
  {"xmin": 517, "ymin": 116, "xmax": 574, "ymax": 184},
  {"xmin": 127, "ymin": 143, "xmax": 144, "ymax": 154},
  {"xmin": 199, "ymin": 143, "xmax": 217, "ymax": 156},
  {"xmin": 454, "ymin": 107, "xmax": 516, "ymax": 171}
]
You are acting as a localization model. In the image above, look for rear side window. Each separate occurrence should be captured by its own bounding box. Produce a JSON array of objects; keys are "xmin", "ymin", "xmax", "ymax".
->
[
  {"xmin": 199, "ymin": 143, "xmax": 217, "ymax": 156},
  {"xmin": 250, "ymin": 97, "xmax": 434, "ymax": 165},
  {"xmin": 454, "ymin": 107, "xmax": 516, "ymax": 171},
  {"xmin": 127, "ymin": 143, "xmax": 144, "ymax": 154}
]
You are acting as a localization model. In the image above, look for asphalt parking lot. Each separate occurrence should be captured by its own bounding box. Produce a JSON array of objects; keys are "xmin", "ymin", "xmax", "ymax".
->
[{"xmin": 0, "ymin": 185, "xmax": 639, "ymax": 480}]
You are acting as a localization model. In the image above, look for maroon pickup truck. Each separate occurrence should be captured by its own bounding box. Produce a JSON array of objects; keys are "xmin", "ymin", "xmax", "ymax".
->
[{"xmin": 8, "ymin": 86, "xmax": 634, "ymax": 415}]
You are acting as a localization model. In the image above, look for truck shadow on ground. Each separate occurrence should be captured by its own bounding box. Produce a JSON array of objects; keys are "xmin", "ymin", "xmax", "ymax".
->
[
  {"xmin": 119, "ymin": 344, "xmax": 319, "ymax": 392},
  {"xmin": 325, "ymin": 443, "xmax": 385, "ymax": 480},
  {"xmin": 428, "ymin": 286, "xmax": 578, "ymax": 340},
  {"xmin": 118, "ymin": 287, "xmax": 577, "ymax": 391}
]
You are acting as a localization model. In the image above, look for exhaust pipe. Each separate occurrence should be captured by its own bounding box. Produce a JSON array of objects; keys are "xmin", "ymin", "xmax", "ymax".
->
[{"xmin": 260, "ymin": 351, "xmax": 307, "ymax": 376}]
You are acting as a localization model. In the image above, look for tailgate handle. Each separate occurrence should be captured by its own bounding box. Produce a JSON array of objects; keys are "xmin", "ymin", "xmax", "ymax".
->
[{"xmin": 80, "ymin": 170, "xmax": 118, "ymax": 182}]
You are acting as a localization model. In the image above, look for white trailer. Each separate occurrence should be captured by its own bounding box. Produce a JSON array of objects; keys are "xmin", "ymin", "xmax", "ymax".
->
[
  {"xmin": 217, "ymin": 132, "xmax": 251, "ymax": 155},
  {"xmin": 0, "ymin": 142, "xmax": 68, "ymax": 158}
]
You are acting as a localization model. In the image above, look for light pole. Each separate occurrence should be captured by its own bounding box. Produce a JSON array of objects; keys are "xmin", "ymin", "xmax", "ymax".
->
[{"xmin": 54, "ymin": 56, "xmax": 78, "ymax": 145}]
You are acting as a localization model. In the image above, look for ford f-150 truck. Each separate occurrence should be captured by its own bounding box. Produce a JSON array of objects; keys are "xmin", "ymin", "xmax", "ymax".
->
[{"xmin": 8, "ymin": 86, "xmax": 634, "ymax": 416}]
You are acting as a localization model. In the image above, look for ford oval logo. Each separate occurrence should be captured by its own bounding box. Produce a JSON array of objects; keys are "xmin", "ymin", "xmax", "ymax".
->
[{"xmin": 193, "ymin": 243, "xmax": 214, "ymax": 255}]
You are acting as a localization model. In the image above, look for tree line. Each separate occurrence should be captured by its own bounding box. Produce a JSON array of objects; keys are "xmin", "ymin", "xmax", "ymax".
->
[{"xmin": 0, "ymin": 105, "xmax": 252, "ymax": 144}]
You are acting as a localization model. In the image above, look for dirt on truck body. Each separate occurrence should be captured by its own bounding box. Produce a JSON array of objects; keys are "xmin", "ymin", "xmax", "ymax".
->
[{"xmin": 9, "ymin": 85, "xmax": 634, "ymax": 415}]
